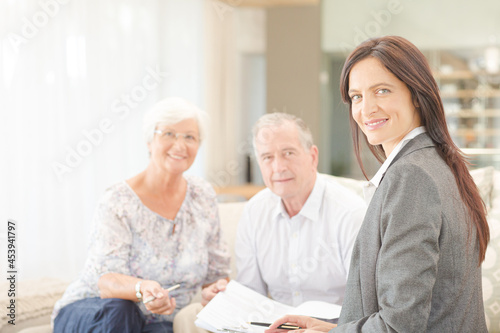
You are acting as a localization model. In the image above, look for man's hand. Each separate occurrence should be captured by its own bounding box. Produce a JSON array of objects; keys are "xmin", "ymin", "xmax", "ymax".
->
[
  {"xmin": 201, "ymin": 279, "xmax": 228, "ymax": 306},
  {"xmin": 265, "ymin": 315, "xmax": 337, "ymax": 333}
]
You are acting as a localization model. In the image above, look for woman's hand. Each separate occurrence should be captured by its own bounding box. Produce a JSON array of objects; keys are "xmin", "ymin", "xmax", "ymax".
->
[
  {"xmin": 265, "ymin": 315, "xmax": 337, "ymax": 333},
  {"xmin": 201, "ymin": 278, "xmax": 228, "ymax": 306},
  {"xmin": 98, "ymin": 273, "xmax": 177, "ymax": 315},
  {"xmin": 141, "ymin": 280, "xmax": 177, "ymax": 315}
]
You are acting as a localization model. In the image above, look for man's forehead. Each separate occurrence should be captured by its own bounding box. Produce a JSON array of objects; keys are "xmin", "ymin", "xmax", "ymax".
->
[
  {"xmin": 256, "ymin": 138, "xmax": 305, "ymax": 157},
  {"xmin": 255, "ymin": 123, "xmax": 297, "ymax": 143},
  {"xmin": 258, "ymin": 142, "xmax": 301, "ymax": 152}
]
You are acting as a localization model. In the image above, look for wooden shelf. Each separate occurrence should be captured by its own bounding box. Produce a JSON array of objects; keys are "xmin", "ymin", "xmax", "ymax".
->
[
  {"xmin": 445, "ymin": 109, "xmax": 500, "ymax": 118},
  {"xmin": 441, "ymin": 89, "xmax": 500, "ymax": 98},
  {"xmin": 434, "ymin": 70, "xmax": 475, "ymax": 80},
  {"xmin": 434, "ymin": 70, "xmax": 497, "ymax": 80},
  {"xmin": 453, "ymin": 128, "xmax": 500, "ymax": 136},
  {"xmin": 461, "ymin": 148, "xmax": 500, "ymax": 155},
  {"xmin": 432, "ymin": 55, "xmax": 500, "ymax": 155}
]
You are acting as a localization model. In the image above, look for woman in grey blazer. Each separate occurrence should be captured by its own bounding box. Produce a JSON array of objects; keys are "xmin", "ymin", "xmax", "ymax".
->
[{"xmin": 268, "ymin": 36, "xmax": 490, "ymax": 332}]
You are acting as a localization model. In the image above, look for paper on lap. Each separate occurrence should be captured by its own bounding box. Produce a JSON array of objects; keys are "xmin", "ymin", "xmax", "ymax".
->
[{"xmin": 195, "ymin": 280, "xmax": 341, "ymax": 333}]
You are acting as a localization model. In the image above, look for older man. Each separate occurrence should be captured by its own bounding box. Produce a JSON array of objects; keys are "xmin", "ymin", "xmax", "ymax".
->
[
  {"xmin": 174, "ymin": 113, "xmax": 366, "ymax": 332},
  {"xmin": 234, "ymin": 112, "xmax": 366, "ymax": 306}
]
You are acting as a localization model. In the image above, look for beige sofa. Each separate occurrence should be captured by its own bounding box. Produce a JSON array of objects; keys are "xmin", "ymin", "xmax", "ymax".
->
[{"xmin": 3, "ymin": 169, "xmax": 499, "ymax": 332}]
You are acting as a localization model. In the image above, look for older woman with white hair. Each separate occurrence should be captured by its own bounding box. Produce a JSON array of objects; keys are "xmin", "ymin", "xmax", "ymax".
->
[{"xmin": 52, "ymin": 98, "xmax": 230, "ymax": 333}]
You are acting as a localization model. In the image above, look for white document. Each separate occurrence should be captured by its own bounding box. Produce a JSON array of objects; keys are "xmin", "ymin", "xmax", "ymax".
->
[{"xmin": 195, "ymin": 281, "xmax": 341, "ymax": 333}]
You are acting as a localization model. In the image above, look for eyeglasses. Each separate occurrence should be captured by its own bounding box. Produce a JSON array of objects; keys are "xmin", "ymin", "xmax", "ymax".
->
[{"xmin": 154, "ymin": 129, "xmax": 199, "ymax": 145}]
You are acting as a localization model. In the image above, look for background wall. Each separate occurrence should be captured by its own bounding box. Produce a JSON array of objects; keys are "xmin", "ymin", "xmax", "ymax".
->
[
  {"xmin": 322, "ymin": 0, "xmax": 500, "ymax": 53},
  {"xmin": 266, "ymin": 6, "xmax": 321, "ymax": 150}
]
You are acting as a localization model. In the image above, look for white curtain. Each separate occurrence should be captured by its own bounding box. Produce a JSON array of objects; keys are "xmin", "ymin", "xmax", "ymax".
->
[{"xmin": 0, "ymin": 0, "xmax": 206, "ymax": 280}]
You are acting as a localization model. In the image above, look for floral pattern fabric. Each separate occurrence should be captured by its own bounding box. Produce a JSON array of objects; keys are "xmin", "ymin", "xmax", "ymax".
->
[{"xmin": 52, "ymin": 175, "xmax": 230, "ymax": 324}]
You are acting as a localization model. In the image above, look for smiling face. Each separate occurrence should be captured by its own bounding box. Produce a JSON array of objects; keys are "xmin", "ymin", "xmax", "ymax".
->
[
  {"xmin": 148, "ymin": 118, "xmax": 200, "ymax": 176},
  {"xmin": 255, "ymin": 121, "xmax": 318, "ymax": 206},
  {"xmin": 348, "ymin": 57, "xmax": 422, "ymax": 157}
]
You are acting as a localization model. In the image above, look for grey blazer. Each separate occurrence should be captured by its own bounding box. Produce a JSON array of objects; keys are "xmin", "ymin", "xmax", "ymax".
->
[{"xmin": 333, "ymin": 133, "xmax": 487, "ymax": 332}]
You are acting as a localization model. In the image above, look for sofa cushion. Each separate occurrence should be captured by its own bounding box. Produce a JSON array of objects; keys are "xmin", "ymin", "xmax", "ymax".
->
[
  {"xmin": 483, "ymin": 169, "xmax": 500, "ymax": 332},
  {"xmin": 324, "ymin": 174, "xmax": 365, "ymax": 198},
  {"xmin": 470, "ymin": 166, "xmax": 495, "ymax": 210},
  {"xmin": 218, "ymin": 201, "xmax": 246, "ymax": 279}
]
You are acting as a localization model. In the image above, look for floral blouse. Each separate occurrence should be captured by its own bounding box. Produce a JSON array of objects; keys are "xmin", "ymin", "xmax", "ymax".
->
[{"xmin": 52, "ymin": 175, "xmax": 231, "ymax": 324}]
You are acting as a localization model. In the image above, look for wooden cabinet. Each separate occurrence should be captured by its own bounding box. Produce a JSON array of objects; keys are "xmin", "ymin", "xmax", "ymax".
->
[{"xmin": 214, "ymin": 184, "xmax": 266, "ymax": 202}]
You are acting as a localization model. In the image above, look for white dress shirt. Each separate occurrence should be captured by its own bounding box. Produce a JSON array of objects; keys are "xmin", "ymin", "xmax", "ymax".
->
[
  {"xmin": 235, "ymin": 173, "xmax": 367, "ymax": 306},
  {"xmin": 363, "ymin": 127, "xmax": 427, "ymax": 204}
]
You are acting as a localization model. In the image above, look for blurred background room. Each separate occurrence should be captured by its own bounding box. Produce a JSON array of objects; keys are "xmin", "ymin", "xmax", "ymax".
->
[{"xmin": 1, "ymin": 0, "xmax": 499, "ymax": 289}]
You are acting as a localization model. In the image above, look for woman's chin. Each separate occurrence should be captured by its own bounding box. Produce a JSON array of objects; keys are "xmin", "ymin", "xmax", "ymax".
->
[
  {"xmin": 165, "ymin": 163, "xmax": 193, "ymax": 175},
  {"xmin": 366, "ymin": 137, "xmax": 381, "ymax": 146}
]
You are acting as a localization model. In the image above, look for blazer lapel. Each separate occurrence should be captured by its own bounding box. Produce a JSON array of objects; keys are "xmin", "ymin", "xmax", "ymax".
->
[
  {"xmin": 378, "ymin": 133, "xmax": 435, "ymax": 184},
  {"xmin": 388, "ymin": 133, "xmax": 434, "ymax": 168}
]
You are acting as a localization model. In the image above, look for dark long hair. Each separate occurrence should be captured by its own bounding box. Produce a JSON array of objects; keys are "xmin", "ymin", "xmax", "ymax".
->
[{"xmin": 339, "ymin": 36, "xmax": 489, "ymax": 263}]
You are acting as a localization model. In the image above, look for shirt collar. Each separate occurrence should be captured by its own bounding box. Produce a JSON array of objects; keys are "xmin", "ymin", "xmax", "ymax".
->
[
  {"xmin": 273, "ymin": 173, "xmax": 324, "ymax": 221},
  {"xmin": 369, "ymin": 126, "xmax": 426, "ymax": 188}
]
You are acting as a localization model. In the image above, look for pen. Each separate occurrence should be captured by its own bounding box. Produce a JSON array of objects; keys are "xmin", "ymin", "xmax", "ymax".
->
[
  {"xmin": 247, "ymin": 322, "xmax": 301, "ymax": 330},
  {"xmin": 143, "ymin": 284, "xmax": 181, "ymax": 304}
]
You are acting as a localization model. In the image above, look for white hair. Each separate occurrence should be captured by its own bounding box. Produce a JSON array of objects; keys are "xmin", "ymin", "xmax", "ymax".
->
[
  {"xmin": 252, "ymin": 112, "xmax": 314, "ymax": 156},
  {"xmin": 143, "ymin": 97, "xmax": 209, "ymax": 144}
]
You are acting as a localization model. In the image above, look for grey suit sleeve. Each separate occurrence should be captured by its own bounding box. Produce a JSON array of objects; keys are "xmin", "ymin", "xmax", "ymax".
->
[{"xmin": 333, "ymin": 164, "xmax": 443, "ymax": 332}]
